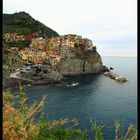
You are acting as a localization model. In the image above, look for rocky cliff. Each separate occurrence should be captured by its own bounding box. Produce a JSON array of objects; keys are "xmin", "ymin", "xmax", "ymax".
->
[{"xmin": 57, "ymin": 45, "xmax": 104, "ymax": 75}]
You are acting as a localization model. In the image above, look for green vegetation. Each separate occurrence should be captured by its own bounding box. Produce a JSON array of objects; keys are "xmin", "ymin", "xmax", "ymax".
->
[
  {"xmin": 3, "ymin": 26, "xmax": 32, "ymax": 35},
  {"xmin": 3, "ymin": 86, "xmax": 137, "ymax": 140},
  {"xmin": 5, "ymin": 40, "xmax": 31, "ymax": 49},
  {"xmin": 3, "ymin": 11, "xmax": 59, "ymax": 37}
]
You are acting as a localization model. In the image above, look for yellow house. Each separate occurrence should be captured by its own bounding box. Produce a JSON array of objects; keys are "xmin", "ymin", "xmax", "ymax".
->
[
  {"xmin": 22, "ymin": 54, "xmax": 28, "ymax": 60},
  {"xmin": 41, "ymin": 52, "xmax": 46, "ymax": 57}
]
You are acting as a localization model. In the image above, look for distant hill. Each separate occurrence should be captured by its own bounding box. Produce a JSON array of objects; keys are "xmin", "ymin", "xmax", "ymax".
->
[{"xmin": 3, "ymin": 11, "xmax": 59, "ymax": 38}]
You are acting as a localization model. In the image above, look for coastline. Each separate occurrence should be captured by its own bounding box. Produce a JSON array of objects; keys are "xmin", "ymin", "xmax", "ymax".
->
[{"xmin": 3, "ymin": 64, "xmax": 113, "ymax": 90}]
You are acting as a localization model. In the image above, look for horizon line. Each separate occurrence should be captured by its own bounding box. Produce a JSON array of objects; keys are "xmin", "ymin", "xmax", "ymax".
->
[{"xmin": 102, "ymin": 55, "xmax": 137, "ymax": 57}]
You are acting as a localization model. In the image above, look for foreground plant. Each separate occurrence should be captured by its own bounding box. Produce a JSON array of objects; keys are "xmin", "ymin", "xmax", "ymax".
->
[
  {"xmin": 3, "ymin": 86, "xmax": 86, "ymax": 140},
  {"xmin": 114, "ymin": 120, "xmax": 137, "ymax": 140},
  {"xmin": 3, "ymin": 86, "xmax": 43, "ymax": 140},
  {"xmin": 90, "ymin": 119, "xmax": 104, "ymax": 140}
]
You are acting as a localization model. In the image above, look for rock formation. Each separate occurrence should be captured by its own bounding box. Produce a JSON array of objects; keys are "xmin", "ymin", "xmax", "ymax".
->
[{"xmin": 57, "ymin": 46, "xmax": 104, "ymax": 75}]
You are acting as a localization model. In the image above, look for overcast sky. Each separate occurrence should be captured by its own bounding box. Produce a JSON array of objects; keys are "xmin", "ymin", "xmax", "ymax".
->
[{"xmin": 3, "ymin": 0, "xmax": 137, "ymax": 57}]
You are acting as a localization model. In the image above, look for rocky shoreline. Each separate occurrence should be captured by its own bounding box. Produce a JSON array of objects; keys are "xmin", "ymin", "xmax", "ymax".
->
[
  {"xmin": 3, "ymin": 64, "xmax": 128, "ymax": 90},
  {"xmin": 103, "ymin": 71, "xmax": 128, "ymax": 83},
  {"xmin": 3, "ymin": 65, "xmax": 109, "ymax": 90}
]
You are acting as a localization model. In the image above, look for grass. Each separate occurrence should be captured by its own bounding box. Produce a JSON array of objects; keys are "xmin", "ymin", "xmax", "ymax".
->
[
  {"xmin": 3, "ymin": 26, "xmax": 33, "ymax": 35},
  {"xmin": 3, "ymin": 86, "xmax": 137, "ymax": 140}
]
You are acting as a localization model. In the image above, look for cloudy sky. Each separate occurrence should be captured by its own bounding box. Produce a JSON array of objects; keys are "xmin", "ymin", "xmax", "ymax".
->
[{"xmin": 3, "ymin": 0, "xmax": 137, "ymax": 57}]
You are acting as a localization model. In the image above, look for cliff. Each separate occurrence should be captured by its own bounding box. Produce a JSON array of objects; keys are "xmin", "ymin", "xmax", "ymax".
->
[{"xmin": 57, "ymin": 45, "xmax": 103, "ymax": 75}]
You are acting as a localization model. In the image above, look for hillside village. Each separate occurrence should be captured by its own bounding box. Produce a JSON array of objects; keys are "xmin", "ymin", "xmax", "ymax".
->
[{"xmin": 3, "ymin": 33, "xmax": 96, "ymax": 67}]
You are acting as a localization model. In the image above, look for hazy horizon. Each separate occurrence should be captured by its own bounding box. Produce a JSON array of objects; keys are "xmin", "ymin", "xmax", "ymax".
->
[{"xmin": 3, "ymin": 0, "xmax": 137, "ymax": 57}]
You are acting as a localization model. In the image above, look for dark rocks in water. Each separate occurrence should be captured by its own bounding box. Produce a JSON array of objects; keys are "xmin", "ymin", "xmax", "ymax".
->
[
  {"xmin": 110, "ymin": 67, "xmax": 114, "ymax": 70},
  {"xmin": 103, "ymin": 71, "xmax": 127, "ymax": 83},
  {"xmin": 101, "ymin": 65, "xmax": 110, "ymax": 73}
]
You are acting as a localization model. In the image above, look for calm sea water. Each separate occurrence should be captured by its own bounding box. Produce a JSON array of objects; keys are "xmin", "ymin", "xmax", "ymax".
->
[{"xmin": 12, "ymin": 56, "xmax": 137, "ymax": 139}]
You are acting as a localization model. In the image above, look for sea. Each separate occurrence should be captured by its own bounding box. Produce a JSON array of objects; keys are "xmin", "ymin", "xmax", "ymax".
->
[{"xmin": 12, "ymin": 56, "xmax": 137, "ymax": 140}]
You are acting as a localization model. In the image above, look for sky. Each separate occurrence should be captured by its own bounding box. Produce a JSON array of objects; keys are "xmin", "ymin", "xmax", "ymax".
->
[{"xmin": 3, "ymin": 0, "xmax": 137, "ymax": 57}]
